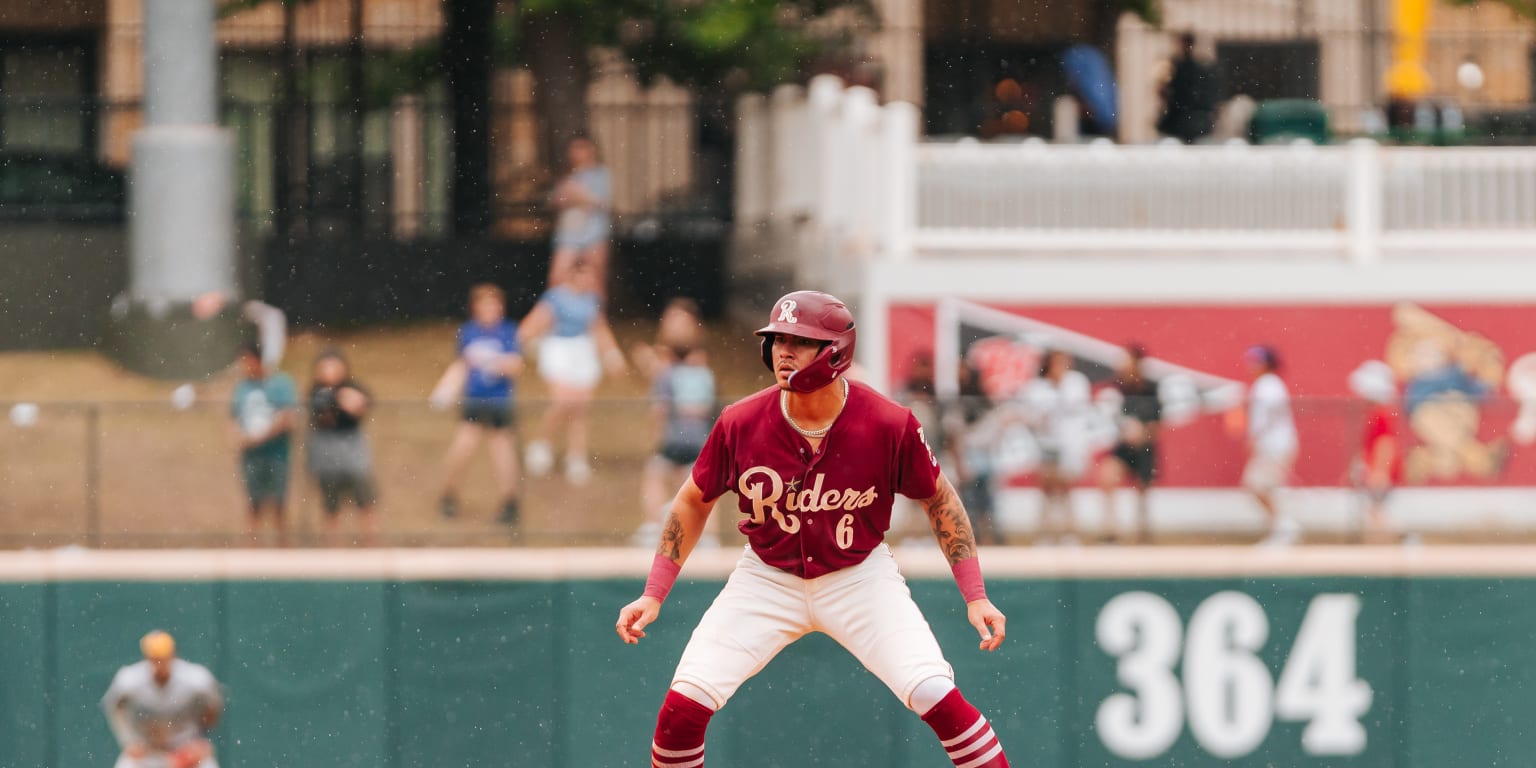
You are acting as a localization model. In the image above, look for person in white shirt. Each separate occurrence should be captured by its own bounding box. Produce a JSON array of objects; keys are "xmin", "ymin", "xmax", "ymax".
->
[
  {"xmin": 1024, "ymin": 349, "xmax": 1095, "ymax": 545},
  {"xmin": 1241, "ymin": 345, "xmax": 1300, "ymax": 547},
  {"xmin": 101, "ymin": 631, "xmax": 223, "ymax": 768}
]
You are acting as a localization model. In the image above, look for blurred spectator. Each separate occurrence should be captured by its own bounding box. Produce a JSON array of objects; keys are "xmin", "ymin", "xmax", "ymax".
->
[
  {"xmin": 629, "ymin": 298, "xmax": 708, "ymax": 538},
  {"xmin": 630, "ymin": 298, "xmax": 706, "ymax": 381},
  {"xmin": 894, "ymin": 353, "xmax": 948, "ymax": 542},
  {"xmin": 1096, "ymin": 343, "xmax": 1161, "ymax": 544},
  {"xmin": 520, "ymin": 258, "xmax": 627, "ymax": 485},
  {"xmin": 436, "ymin": 283, "xmax": 523, "ymax": 525},
  {"xmin": 1062, "ymin": 44, "xmax": 1119, "ymax": 138},
  {"xmin": 547, "ymin": 135, "xmax": 613, "ymax": 291},
  {"xmin": 1157, "ymin": 32, "xmax": 1220, "ymax": 144},
  {"xmin": 307, "ymin": 348, "xmax": 378, "ymax": 547},
  {"xmin": 1349, "ymin": 361, "xmax": 1402, "ymax": 544},
  {"xmin": 1240, "ymin": 345, "xmax": 1301, "ymax": 547},
  {"xmin": 633, "ymin": 345, "xmax": 718, "ymax": 547},
  {"xmin": 1024, "ymin": 349, "xmax": 1093, "ymax": 545},
  {"xmin": 949, "ymin": 361, "xmax": 1003, "ymax": 545},
  {"xmin": 899, "ymin": 353, "xmax": 944, "ymax": 455},
  {"xmin": 230, "ymin": 341, "xmax": 297, "ymax": 547}
]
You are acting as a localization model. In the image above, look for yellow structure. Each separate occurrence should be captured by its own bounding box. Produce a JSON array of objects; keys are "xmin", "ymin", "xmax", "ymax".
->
[{"xmin": 1386, "ymin": 0, "xmax": 1434, "ymax": 99}]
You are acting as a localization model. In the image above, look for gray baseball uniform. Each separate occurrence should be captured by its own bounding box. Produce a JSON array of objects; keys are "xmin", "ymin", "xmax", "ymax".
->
[{"xmin": 101, "ymin": 659, "xmax": 222, "ymax": 759}]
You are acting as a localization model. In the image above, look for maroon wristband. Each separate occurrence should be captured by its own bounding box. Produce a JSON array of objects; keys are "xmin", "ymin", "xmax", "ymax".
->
[
  {"xmin": 951, "ymin": 557, "xmax": 988, "ymax": 603},
  {"xmin": 642, "ymin": 554, "xmax": 682, "ymax": 602}
]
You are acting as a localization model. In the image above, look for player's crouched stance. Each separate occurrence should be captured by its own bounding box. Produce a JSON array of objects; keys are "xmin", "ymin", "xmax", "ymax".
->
[
  {"xmin": 617, "ymin": 291, "xmax": 1011, "ymax": 768},
  {"xmin": 102, "ymin": 631, "xmax": 224, "ymax": 768}
]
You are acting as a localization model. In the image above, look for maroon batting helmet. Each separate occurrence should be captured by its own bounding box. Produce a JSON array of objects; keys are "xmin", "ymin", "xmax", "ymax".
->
[{"xmin": 756, "ymin": 291, "xmax": 857, "ymax": 393}]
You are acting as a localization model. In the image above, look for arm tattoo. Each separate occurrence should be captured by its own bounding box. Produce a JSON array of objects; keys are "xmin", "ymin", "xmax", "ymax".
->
[
  {"xmin": 921, "ymin": 477, "xmax": 978, "ymax": 565},
  {"xmin": 657, "ymin": 512, "xmax": 685, "ymax": 561}
]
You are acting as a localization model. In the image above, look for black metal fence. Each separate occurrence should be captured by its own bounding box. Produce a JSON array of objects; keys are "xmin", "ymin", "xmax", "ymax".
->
[{"xmin": 258, "ymin": 229, "xmax": 726, "ymax": 328}]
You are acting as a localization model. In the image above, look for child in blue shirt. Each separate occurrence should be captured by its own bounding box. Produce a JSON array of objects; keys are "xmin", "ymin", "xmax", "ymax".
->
[{"xmin": 436, "ymin": 283, "xmax": 524, "ymax": 525}]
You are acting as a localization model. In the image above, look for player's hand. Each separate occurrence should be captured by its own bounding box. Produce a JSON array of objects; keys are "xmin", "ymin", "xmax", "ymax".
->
[
  {"xmin": 172, "ymin": 739, "xmax": 212, "ymax": 768},
  {"xmin": 966, "ymin": 598, "xmax": 1007, "ymax": 652},
  {"xmin": 617, "ymin": 596, "xmax": 662, "ymax": 644},
  {"xmin": 124, "ymin": 742, "xmax": 150, "ymax": 759}
]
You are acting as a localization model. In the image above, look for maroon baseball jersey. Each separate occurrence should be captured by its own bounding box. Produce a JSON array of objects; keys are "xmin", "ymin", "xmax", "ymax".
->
[{"xmin": 691, "ymin": 380, "xmax": 941, "ymax": 577}]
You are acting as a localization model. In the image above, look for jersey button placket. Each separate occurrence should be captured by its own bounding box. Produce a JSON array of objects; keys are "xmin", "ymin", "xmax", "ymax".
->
[{"xmin": 798, "ymin": 442, "xmax": 823, "ymax": 574}]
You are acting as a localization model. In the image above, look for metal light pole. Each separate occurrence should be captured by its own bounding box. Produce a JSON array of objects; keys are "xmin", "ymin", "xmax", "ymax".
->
[{"xmin": 106, "ymin": 0, "xmax": 241, "ymax": 379}]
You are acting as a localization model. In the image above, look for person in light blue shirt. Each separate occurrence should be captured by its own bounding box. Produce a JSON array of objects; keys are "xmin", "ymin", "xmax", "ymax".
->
[
  {"xmin": 435, "ymin": 283, "xmax": 524, "ymax": 525},
  {"xmin": 230, "ymin": 341, "xmax": 298, "ymax": 547},
  {"xmin": 632, "ymin": 341, "xmax": 718, "ymax": 547},
  {"xmin": 548, "ymin": 135, "xmax": 613, "ymax": 291},
  {"xmin": 519, "ymin": 259, "xmax": 626, "ymax": 485}
]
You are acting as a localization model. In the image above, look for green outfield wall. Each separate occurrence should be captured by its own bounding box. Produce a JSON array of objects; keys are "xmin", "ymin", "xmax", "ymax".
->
[{"xmin": 2, "ymin": 557, "xmax": 1534, "ymax": 767}]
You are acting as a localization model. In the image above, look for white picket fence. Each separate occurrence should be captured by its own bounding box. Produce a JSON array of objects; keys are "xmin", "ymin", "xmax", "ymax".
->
[{"xmin": 733, "ymin": 75, "xmax": 1536, "ymax": 280}]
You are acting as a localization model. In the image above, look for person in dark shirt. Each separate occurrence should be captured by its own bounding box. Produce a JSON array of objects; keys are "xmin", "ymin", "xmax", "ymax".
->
[
  {"xmin": 307, "ymin": 348, "xmax": 378, "ymax": 547},
  {"xmin": 1096, "ymin": 344, "xmax": 1162, "ymax": 543},
  {"xmin": 1157, "ymin": 32, "xmax": 1220, "ymax": 144}
]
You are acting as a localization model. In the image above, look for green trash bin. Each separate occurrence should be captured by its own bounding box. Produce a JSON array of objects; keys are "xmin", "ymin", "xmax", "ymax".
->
[{"xmin": 1249, "ymin": 99, "xmax": 1331, "ymax": 144}]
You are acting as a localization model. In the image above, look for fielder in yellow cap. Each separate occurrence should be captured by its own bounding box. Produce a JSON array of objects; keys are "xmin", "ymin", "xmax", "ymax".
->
[
  {"xmin": 140, "ymin": 630, "xmax": 176, "ymax": 661},
  {"xmin": 104, "ymin": 630, "xmax": 224, "ymax": 768}
]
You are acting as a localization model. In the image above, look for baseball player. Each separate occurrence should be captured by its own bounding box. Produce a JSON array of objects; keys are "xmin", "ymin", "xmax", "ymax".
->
[
  {"xmin": 101, "ymin": 631, "xmax": 224, "ymax": 768},
  {"xmin": 617, "ymin": 291, "xmax": 1011, "ymax": 768}
]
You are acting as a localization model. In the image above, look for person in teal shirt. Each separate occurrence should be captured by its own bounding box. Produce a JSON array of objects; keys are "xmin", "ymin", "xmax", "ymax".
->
[{"xmin": 230, "ymin": 341, "xmax": 298, "ymax": 547}]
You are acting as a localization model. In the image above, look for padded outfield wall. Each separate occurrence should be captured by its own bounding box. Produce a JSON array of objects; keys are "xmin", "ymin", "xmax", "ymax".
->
[{"xmin": 1, "ymin": 547, "xmax": 1533, "ymax": 767}]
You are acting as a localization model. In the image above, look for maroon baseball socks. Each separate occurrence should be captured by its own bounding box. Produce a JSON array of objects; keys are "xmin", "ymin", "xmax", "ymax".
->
[
  {"xmin": 921, "ymin": 688, "xmax": 1010, "ymax": 767},
  {"xmin": 651, "ymin": 689, "xmax": 713, "ymax": 767},
  {"xmin": 652, "ymin": 685, "xmax": 1009, "ymax": 767}
]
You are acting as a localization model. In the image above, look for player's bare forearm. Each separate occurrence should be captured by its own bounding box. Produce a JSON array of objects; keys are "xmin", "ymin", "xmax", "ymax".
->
[
  {"xmin": 618, "ymin": 478, "xmax": 711, "ymax": 644},
  {"xmin": 201, "ymin": 701, "xmax": 222, "ymax": 731},
  {"xmin": 105, "ymin": 702, "xmax": 139, "ymax": 748},
  {"xmin": 920, "ymin": 475, "xmax": 979, "ymax": 566},
  {"xmin": 925, "ymin": 476, "xmax": 1007, "ymax": 649},
  {"xmin": 656, "ymin": 478, "xmax": 713, "ymax": 564}
]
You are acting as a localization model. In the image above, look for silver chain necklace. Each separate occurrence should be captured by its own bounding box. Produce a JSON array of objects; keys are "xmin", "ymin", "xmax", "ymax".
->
[{"xmin": 780, "ymin": 377, "xmax": 849, "ymax": 439}]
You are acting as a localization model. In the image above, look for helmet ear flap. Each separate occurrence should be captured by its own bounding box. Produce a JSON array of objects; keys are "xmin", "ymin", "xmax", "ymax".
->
[
  {"xmin": 826, "ymin": 344, "xmax": 843, "ymax": 370},
  {"xmin": 759, "ymin": 334, "xmax": 774, "ymax": 371}
]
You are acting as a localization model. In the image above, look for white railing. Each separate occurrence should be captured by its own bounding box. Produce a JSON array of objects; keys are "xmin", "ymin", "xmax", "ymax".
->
[
  {"xmin": 916, "ymin": 141, "xmax": 1348, "ymax": 232},
  {"xmin": 732, "ymin": 77, "xmax": 1536, "ymax": 280},
  {"xmin": 1383, "ymin": 148, "xmax": 1536, "ymax": 232}
]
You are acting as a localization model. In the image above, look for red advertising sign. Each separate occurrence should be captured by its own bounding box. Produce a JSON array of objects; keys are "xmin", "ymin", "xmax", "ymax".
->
[{"xmin": 889, "ymin": 301, "xmax": 1536, "ymax": 488}]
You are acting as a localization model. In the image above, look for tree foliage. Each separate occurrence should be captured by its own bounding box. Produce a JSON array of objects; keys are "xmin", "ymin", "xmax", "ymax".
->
[
  {"xmin": 518, "ymin": 0, "xmax": 872, "ymax": 92},
  {"xmin": 221, "ymin": 0, "xmax": 875, "ymax": 95},
  {"xmin": 1445, "ymin": 0, "xmax": 1536, "ymax": 17},
  {"xmin": 1119, "ymin": 0, "xmax": 1162, "ymax": 26}
]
